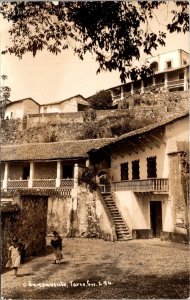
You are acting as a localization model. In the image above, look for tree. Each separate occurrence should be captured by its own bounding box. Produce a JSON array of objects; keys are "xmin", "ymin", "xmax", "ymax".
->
[
  {"xmin": 0, "ymin": 1, "xmax": 189, "ymax": 82},
  {"xmin": 88, "ymin": 90, "xmax": 112, "ymax": 110},
  {"xmin": 0, "ymin": 75, "xmax": 11, "ymax": 119}
]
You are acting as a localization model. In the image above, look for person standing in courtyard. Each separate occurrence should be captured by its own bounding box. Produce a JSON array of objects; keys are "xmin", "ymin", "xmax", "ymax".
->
[
  {"xmin": 6, "ymin": 236, "xmax": 21, "ymax": 277},
  {"xmin": 50, "ymin": 231, "xmax": 63, "ymax": 264}
]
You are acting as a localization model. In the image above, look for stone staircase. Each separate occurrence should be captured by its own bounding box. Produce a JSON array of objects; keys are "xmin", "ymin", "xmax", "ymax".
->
[{"xmin": 102, "ymin": 193, "xmax": 132, "ymax": 241}]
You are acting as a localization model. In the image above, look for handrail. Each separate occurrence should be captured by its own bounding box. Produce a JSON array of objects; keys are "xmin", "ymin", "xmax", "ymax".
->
[{"xmin": 96, "ymin": 188, "xmax": 117, "ymax": 242}]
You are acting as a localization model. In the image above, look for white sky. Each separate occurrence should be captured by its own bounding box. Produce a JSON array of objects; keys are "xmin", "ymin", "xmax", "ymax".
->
[{"xmin": 0, "ymin": 2, "xmax": 189, "ymax": 104}]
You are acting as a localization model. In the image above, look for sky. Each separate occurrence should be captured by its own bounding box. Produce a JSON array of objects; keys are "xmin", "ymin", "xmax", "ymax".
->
[{"xmin": 0, "ymin": 2, "xmax": 189, "ymax": 105}]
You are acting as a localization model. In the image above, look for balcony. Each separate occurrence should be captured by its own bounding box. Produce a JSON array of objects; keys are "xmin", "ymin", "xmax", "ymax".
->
[
  {"xmin": 2, "ymin": 178, "xmax": 74, "ymax": 188},
  {"xmin": 112, "ymin": 178, "xmax": 169, "ymax": 193}
]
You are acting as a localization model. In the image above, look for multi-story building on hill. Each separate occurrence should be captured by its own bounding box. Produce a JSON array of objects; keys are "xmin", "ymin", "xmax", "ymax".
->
[{"xmin": 110, "ymin": 49, "xmax": 189, "ymax": 106}]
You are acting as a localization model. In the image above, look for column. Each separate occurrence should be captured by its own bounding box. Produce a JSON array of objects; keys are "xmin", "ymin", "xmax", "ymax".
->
[
  {"xmin": 85, "ymin": 159, "xmax": 90, "ymax": 168},
  {"xmin": 56, "ymin": 161, "xmax": 61, "ymax": 188},
  {"xmin": 28, "ymin": 162, "xmax": 34, "ymax": 188},
  {"xmin": 3, "ymin": 163, "xmax": 9, "ymax": 189},
  {"xmin": 184, "ymin": 68, "xmax": 188, "ymax": 91},
  {"xmin": 73, "ymin": 163, "xmax": 78, "ymax": 211},
  {"xmin": 141, "ymin": 80, "xmax": 144, "ymax": 94},
  {"xmin": 131, "ymin": 82, "xmax": 134, "ymax": 95},
  {"xmin": 164, "ymin": 72, "xmax": 168, "ymax": 89},
  {"xmin": 121, "ymin": 85, "xmax": 124, "ymax": 100},
  {"xmin": 153, "ymin": 76, "xmax": 156, "ymax": 86}
]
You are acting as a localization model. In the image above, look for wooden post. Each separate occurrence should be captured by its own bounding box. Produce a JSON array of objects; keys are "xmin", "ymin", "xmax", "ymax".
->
[
  {"xmin": 56, "ymin": 161, "xmax": 61, "ymax": 188},
  {"xmin": 3, "ymin": 163, "xmax": 9, "ymax": 190},
  {"xmin": 73, "ymin": 163, "xmax": 78, "ymax": 211},
  {"xmin": 28, "ymin": 162, "xmax": 34, "ymax": 188}
]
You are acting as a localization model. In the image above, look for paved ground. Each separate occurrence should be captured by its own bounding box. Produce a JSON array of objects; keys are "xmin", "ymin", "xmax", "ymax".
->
[{"xmin": 1, "ymin": 238, "xmax": 189, "ymax": 299}]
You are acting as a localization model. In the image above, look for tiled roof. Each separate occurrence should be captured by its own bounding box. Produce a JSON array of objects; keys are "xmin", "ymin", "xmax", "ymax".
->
[{"xmin": 1, "ymin": 138, "xmax": 114, "ymax": 162}]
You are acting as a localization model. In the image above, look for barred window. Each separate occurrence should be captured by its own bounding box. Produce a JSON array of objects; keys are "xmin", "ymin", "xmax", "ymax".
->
[{"xmin": 132, "ymin": 160, "xmax": 140, "ymax": 180}]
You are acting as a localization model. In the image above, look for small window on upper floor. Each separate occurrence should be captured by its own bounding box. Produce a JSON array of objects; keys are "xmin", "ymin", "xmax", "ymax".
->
[
  {"xmin": 121, "ymin": 163, "xmax": 129, "ymax": 181},
  {"xmin": 43, "ymin": 106, "xmax": 47, "ymax": 113},
  {"xmin": 147, "ymin": 156, "xmax": 157, "ymax": 178},
  {"xmin": 132, "ymin": 160, "xmax": 140, "ymax": 180},
  {"xmin": 150, "ymin": 61, "xmax": 158, "ymax": 72},
  {"xmin": 166, "ymin": 61, "xmax": 172, "ymax": 69},
  {"xmin": 183, "ymin": 60, "xmax": 187, "ymax": 65}
]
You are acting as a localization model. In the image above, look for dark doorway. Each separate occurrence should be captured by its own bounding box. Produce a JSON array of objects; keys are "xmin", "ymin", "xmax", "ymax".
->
[
  {"xmin": 62, "ymin": 165, "xmax": 73, "ymax": 179},
  {"xmin": 23, "ymin": 166, "xmax": 30, "ymax": 180},
  {"xmin": 150, "ymin": 201, "xmax": 162, "ymax": 237}
]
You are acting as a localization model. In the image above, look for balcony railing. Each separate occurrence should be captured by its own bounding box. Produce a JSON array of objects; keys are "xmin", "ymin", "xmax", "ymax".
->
[
  {"xmin": 2, "ymin": 178, "xmax": 74, "ymax": 189},
  {"xmin": 7, "ymin": 180, "xmax": 29, "ymax": 188},
  {"xmin": 60, "ymin": 179, "xmax": 74, "ymax": 188},
  {"xmin": 112, "ymin": 79, "xmax": 186, "ymax": 102},
  {"xmin": 33, "ymin": 179, "xmax": 56, "ymax": 188},
  {"xmin": 112, "ymin": 178, "xmax": 169, "ymax": 193}
]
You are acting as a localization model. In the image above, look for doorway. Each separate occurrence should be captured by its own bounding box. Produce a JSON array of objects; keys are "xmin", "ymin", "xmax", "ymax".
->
[{"xmin": 150, "ymin": 201, "xmax": 162, "ymax": 237}]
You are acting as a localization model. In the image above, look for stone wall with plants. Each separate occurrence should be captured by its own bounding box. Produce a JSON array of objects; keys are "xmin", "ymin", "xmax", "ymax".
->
[
  {"xmin": 70, "ymin": 184, "xmax": 115, "ymax": 241},
  {"xmin": 1, "ymin": 190, "xmax": 48, "ymax": 267}
]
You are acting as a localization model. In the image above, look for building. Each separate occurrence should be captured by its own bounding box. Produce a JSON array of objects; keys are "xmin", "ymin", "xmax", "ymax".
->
[
  {"xmin": 89, "ymin": 111, "xmax": 189, "ymax": 242},
  {"xmin": 110, "ymin": 49, "xmax": 189, "ymax": 106},
  {"xmin": 4, "ymin": 95, "xmax": 89, "ymax": 119},
  {"xmin": 4, "ymin": 98, "xmax": 40, "ymax": 119},
  {"xmin": 39, "ymin": 95, "xmax": 89, "ymax": 114},
  {"xmin": 1, "ymin": 112, "xmax": 189, "ymax": 242}
]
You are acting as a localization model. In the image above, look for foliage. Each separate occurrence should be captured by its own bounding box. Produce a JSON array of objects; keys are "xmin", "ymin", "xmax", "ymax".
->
[
  {"xmin": 0, "ymin": 75, "xmax": 11, "ymax": 119},
  {"xmin": 79, "ymin": 167, "xmax": 97, "ymax": 192},
  {"xmin": 88, "ymin": 90, "xmax": 112, "ymax": 110},
  {"xmin": 0, "ymin": 1, "xmax": 189, "ymax": 82}
]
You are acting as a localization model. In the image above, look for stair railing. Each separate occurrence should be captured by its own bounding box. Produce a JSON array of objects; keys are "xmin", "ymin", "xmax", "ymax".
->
[{"xmin": 96, "ymin": 188, "xmax": 117, "ymax": 242}]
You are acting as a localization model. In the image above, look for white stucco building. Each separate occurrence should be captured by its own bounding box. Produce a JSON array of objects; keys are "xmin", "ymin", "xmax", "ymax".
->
[{"xmin": 110, "ymin": 49, "xmax": 189, "ymax": 106}]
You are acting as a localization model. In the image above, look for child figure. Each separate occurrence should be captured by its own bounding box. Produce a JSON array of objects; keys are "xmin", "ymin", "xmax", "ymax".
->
[
  {"xmin": 50, "ymin": 231, "xmax": 63, "ymax": 264},
  {"xmin": 7, "ymin": 236, "xmax": 21, "ymax": 277}
]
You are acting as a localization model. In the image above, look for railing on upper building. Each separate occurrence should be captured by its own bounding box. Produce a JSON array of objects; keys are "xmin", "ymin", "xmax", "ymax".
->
[
  {"xmin": 112, "ymin": 78, "xmax": 187, "ymax": 104},
  {"xmin": 33, "ymin": 179, "xmax": 56, "ymax": 188},
  {"xmin": 112, "ymin": 178, "xmax": 169, "ymax": 193},
  {"xmin": 7, "ymin": 180, "xmax": 29, "ymax": 188}
]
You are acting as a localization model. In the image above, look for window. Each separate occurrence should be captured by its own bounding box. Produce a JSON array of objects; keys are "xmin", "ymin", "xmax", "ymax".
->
[
  {"xmin": 179, "ymin": 72, "xmax": 184, "ymax": 80},
  {"xmin": 23, "ymin": 166, "xmax": 30, "ymax": 180},
  {"xmin": 183, "ymin": 60, "xmax": 187, "ymax": 65},
  {"xmin": 147, "ymin": 156, "xmax": 157, "ymax": 178},
  {"xmin": 121, "ymin": 163, "xmax": 129, "ymax": 181},
  {"xmin": 166, "ymin": 61, "xmax": 172, "ymax": 69},
  {"xmin": 43, "ymin": 106, "xmax": 47, "ymax": 113},
  {"xmin": 132, "ymin": 160, "xmax": 140, "ymax": 180},
  {"xmin": 10, "ymin": 112, "xmax": 13, "ymax": 118},
  {"xmin": 150, "ymin": 62, "xmax": 158, "ymax": 71}
]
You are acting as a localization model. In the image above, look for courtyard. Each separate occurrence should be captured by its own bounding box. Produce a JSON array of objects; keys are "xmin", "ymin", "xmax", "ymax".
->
[{"xmin": 1, "ymin": 238, "xmax": 189, "ymax": 299}]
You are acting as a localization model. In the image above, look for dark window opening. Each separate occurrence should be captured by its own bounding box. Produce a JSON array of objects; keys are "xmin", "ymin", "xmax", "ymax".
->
[
  {"xmin": 166, "ymin": 61, "xmax": 172, "ymax": 69},
  {"xmin": 121, "ymin": 163, "xmax": 129, "ymax": 181},
  {"xmin": 132, "ymin": 160, "xmax": 140, "ymax": 180},
  {"xmin": 179, "ymin": 72, "xmax": 184, "ymax": 80},
  {"xmin": 161, "ymin": 77, "xmax": 165, "ymax": 83},
  {"xmin": 183, "ymin": 60, "xmax": 187, "ymax": 65},
  {"xmin": 62, "ymin": 165, "xmax": 73, "ymax": 179},
  {"xmin": 150, "ymin": 61, "xmax": 158, "ymax": 71},
  {"xmin": 23, "ymin": 166, "xmax": 30, "ymax": 180},
  {"xmin": 147, "ymin": 156, "xmax": 157, "ymax": 178}
]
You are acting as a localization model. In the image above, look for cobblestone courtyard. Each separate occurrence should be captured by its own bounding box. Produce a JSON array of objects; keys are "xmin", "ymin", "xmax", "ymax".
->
[{"xmin": 1, "ymin": 238, "xmax": 189, "ymax": 299}]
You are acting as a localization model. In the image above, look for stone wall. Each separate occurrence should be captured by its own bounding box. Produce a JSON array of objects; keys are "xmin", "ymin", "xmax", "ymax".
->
[
  {"xmin": 168, "ymin": 151, "xmax": 189, "ymax": 241},
  {"xmin": 1, "ymin": 190, "xmax": 48, "ymax": 267},
  {"xmin": 71, "ymin": 184, "xmax": 115, "ymax": 241}
]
